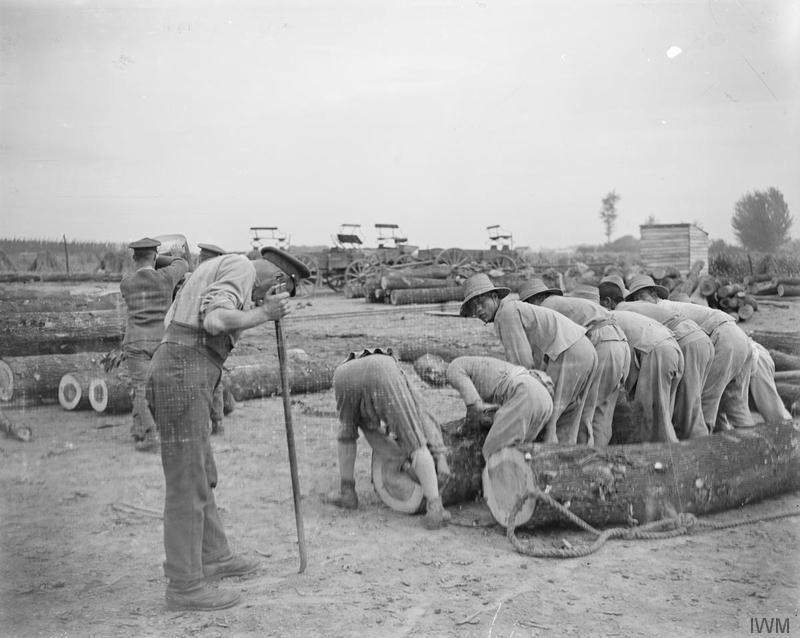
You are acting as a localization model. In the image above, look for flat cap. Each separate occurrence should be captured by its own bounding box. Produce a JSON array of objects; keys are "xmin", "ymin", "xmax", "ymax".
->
[
  {"xmin": 128, "ymin": 237, "xmax": 161, "ymax": 250},
  {"xmin": 198, "ymin": 243, "xmax": 226, "ymax": 256},
  {"xmin": 258, "ymin": 246, "xmax": 311, "ymax": 298}
]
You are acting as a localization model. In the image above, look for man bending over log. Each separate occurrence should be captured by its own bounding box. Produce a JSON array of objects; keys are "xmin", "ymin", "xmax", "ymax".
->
[
  {"xmin": 613, "ymin": 274, "xmax": 714, "ymax": 440},
  {"xmin": 598, "ymin": 278, "xmax": 684, "ymax": 443},
  {"xmin": 446, "ymin": 356, "xmax": 554, "ymax": 460},
  {"xmin": 460, "ymin": 274, "xmax": 598, "ymax": 445},
  {"xmin": 327, "ymin": 348, "xmax": 452, "ymax": 530},
  {"xmin": 120, "ymin": 237, "xmax": 188, "ymax": 452},
  {"xmin": 518, "ymin": 279, "xmax": 629, "ymax": 446}
]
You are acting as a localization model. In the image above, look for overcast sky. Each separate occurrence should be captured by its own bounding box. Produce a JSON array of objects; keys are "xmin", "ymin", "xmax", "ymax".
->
[{"xmin": 1, "ymin": 1, "xmax": 798, "ymax": 253}]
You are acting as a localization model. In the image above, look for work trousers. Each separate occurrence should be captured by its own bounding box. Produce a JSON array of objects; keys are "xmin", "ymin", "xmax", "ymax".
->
[
  {"xmin": 482, "ymin": 373, "xmax": 553, "ymax": 460},
  {"xmin": 749, "ymin": 348, "xmax": 791, "ymax": 423},
  {"xmin": 673, "ymin": 334, "xmax": 714, "ymax": 440},
  {"xmin": 146, "ymin": 343, "xmax": 231, "ymax": 584},
  {"xmin": 704, "ymin": 324, "xmax": 754, "ymax": 430},
  {"xmin": 628, "ymin": 341, "xmax": 684, "ymax": 443},
  {"xmin": 124, "ymin": 342, "xmax": 159, "ymax": 440},
  {"xmin": 545, "ymin": 337, "xmax": 598, "ymax": 444},
  {"xmin": 581, "ymin": 325, "xmax": 629, "ymax": 446}
]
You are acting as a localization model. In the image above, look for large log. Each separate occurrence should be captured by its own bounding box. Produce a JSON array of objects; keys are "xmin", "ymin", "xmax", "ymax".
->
[
  {"xmin": 58, "ymin": 372, "xmax": 94, "ymax": 411},
  {"xmin": 776, "ymin": 384, "xmax": 800, "ymax": 415},
  {"xmin": 389, "ymin": 287, "xmax": 464, "ymax": 305},
  {"xmin": 385, "ymin": 265, "xmax": 454, "ymax": 279},
  {"xmin": 747, "ymin": 331, "xmax": 800, "ymax": 357},
  {"xmin": 481, "ymin": 421, "xmax": 800, "ymax": 528},
  {"xmin": 0, "ymin": 310, "xmax": 125, "ymax": 356},
  {"xmin": 777, "ymin": 283, "xmax": 800, "ymax": 297},
  {"xmin": 0, "ymin": 292, "xmax": 122, "ymax": 313},
  {"xmin": 770, "ymin": 350, "xmax": 800, "ymax": 371},
  {"xmin": 380, "ymin": 273, "xmax": 453, "ymax": 291},
  {"xmin": 774, "ymin": 370, "xmax": 800, "ymax": 383},
  {"xmin": 225, "ymin": 360, "xmax": 335, "ymax": 401},
  {"xmin": 89, "ymin": 372, "xmax": 132, "ymax": 414},
  {"xmin": 0, "ymin": 353, "xmax": 106, "ymax": 406}
]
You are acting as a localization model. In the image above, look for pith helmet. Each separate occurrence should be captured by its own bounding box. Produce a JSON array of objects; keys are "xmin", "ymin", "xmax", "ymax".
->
[
  {"xmin": 518, "ymin": 278, "xmax": 563, "ymax": 303},
  {"xmin": 599, "ymin": 274, "xmax": 628, "ymax": 298},
  {"xmin": 568, "ymin": 284, "xmax": 600, "ymax": 304},
  {"xmin": 459, "ymin": 274, "xmax": 510, "ymax": 317},
  {"xmin": 625, "ymin": 274, "xmax": 668, "ymax": 301}
]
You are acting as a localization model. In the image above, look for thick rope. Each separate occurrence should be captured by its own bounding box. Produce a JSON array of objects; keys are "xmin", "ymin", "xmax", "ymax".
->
[{"xmin": 506, "ymin": 488, "xmax": 800, "ymax": 558}]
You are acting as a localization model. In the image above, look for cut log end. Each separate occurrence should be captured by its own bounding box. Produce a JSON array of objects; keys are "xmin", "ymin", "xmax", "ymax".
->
[
  {"xmin": 370, "ymin": 452, "xmax": 423, "ymax": 514},
  {"xmin": 482, "ymin": 447, "xmax": 538, "ymax": 528},
  {"xmin": 58, "ymin": 372, "xmax": 92, "ymax": 411},
  {"xmin": 0, "ymin": 359, "xmax": 13, "ymax": 401}
]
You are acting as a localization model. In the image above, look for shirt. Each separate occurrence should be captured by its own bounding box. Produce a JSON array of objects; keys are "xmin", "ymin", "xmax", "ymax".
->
[
  {"xmin": 541, "ymin": 296, "xmax": 611, "ymax": 329},
  {"xmin": 616, "ymin": 300, "xmax": 707, "ymax": 345},
  {"xmin": 164, "ymin": 254, "xmax": 256, "ymax": 347},
  {"xmin": 446, "ymin": 356, "xmax": 529, "ymax": 405},
  {"xmin": 611, "ymin": 310, "xmax": 675, "ymax": 354},
  {"xmin": 658, "ymin": 300, "xmax": 734, "ymax": 335},
  {"xmin": 120, "ymin": 259, "xmax": 189, "ymax": 345},
  {"xmin": 494, "ymin": 297, "xmax": 587, "ymax": 369}
]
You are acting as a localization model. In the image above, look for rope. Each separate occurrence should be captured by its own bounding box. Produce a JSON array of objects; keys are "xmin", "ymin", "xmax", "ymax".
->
[{"xmin": 505, "ymin": 487, "xmax": 800, "ymax": 558}]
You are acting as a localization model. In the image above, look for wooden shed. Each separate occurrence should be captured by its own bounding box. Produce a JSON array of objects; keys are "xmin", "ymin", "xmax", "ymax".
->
[{"xmin": 639, "ymin": 223, "xmax": 709, "ymax": 276}]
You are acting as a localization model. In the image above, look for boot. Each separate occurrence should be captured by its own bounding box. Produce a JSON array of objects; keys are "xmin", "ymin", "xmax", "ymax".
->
[
  {"xmin": 423, "ymin": 497, "xmax": 451, "ymax": 530},
  {"xmin": 165, "ymin": 580, "xmax": 241, "ymax": 611},
  {"xmin": 324, "ymin": 479, "xmax": 358, "ymax": 510},
  {"xmin": 203, "ymin": 554, "xmax": 260, "ymax": 580},
  {"xmin": 134, "ymin": 430, "xmax": 160, "ymax": 453}
]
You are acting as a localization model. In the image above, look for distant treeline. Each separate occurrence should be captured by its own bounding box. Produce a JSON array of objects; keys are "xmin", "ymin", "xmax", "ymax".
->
[{"xmin": 0, "ymin": 238, "xmax": 130, "ymax": 274}]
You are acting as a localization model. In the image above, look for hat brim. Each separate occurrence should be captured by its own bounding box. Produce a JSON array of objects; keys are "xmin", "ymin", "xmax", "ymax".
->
[
  {"xmin": 519, "ymin": 287, "xmax": 562, "ymax": 303},
  {"xmin": 260, "ymin": 246, "xmax": 311, "ymax": 277},
  {"xmin": 625, "ymin": 284, "xmax": 668, "ymax": 301},
  {"xmin": 459, "ymin": 287, "xmax": 510, "ymax": 317}
]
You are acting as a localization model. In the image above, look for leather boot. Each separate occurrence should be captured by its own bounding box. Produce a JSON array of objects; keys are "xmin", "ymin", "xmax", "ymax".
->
[
  {"xmin": 203, "ymin": 554, "xmax": 259, "ymax": 580},
  {"xmin": 324, "ymin": 479, "xmax": 358, "ymax": 510},
  {"xmin": 165, "ymin": 580, "xmax": 241, "ymax": 611},
  {"xmin": 423, "ymin": 497, "xmax": 451, "ymax": 530}
]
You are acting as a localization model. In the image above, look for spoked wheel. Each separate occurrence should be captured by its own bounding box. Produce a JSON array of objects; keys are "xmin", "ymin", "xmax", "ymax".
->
[
  {"xmin": 294, "ymin": 255, "xmax": 319, "ymax": 297},
  {"xmin": 435, "ymin": 247, "xmax": 470, "ymax": 269},
  {"xmin": 486, "ymin": 254, "xmax": 518, "ymax": 273},
  {"xmin": 344, "ymin": 258, "xmax": 375, "ymax": 288},
  {"xmin": 391, "ymin": 254, "xmax": 416, "ymax": 267}
]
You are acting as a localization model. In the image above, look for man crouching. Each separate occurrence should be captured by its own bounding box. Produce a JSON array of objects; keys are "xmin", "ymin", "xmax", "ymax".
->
[{"xmin": 327, "ymin": 348, "xmax": 452, "ymax": 530}]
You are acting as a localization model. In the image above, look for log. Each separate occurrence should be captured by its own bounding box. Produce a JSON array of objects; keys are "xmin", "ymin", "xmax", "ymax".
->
[
  {"xmin": 672, "ymin": 260, "xmax": 705, "ymax": 295},
  {"xmin": 0, "ymin": 353, "xmax": 105, "ymax": 406},
  {"xmin": 58, "ymin": 372, "xmax": 94, "ymax": 411},
  {"xmin": 0, "ymin": 310, "xmax": 125, "ymax": 356},
  {"xmin": 748, "ymin": 331, "xmax": 800, "ymax": 356},
  {"xmin": 736, "ymin": 303, "xmax": 755, "ymax": 321},
  {"xmin": 89, "ymin": 372, "xmax": 132, "ymax": 414},
  {"xmin": 741, "ymin": 294, "xmax": 758, "ymax": 311},
  {"xmin": 480, "ymin": 421, "xmax": 800, "ymax": 528},
  {"xmin": 0, "ymin": 272, "xmax": 124, "ymax": 283},
  {"xmin": 0, "ymin": 408, "xmax": 32, "ymax": 442},
  {"xmin": 776, "ymin": 277, "xmax": 800, "ymax": 286},
  {"xmin": 777, "ymin": 283, "xmax": 800, "ymax": 297},
  {"xmin": 380, "ymin": 273, "xmax": 453, "ymax": 291},
  {"xmin": 748, "ymin": 280, "xmax": 779, "ymax": 296},
  {"xmin": 774, "ymin": 370, "xmax": 800, "ymax": 383},
  {"xmin": 769, "ymin": 350, "xmax": 800, "ymax": 372},
  {"xmin": 697, "ymin": 275, "xmax": 718, "ymax": 297},
  {"xmin": 385, "ymin": 265, "xmax": 453, "ymax": 279},
  {"xmin": 389, "ymin": 287, "xmax": 464, "ymax": 305},
  {"xmin": 0, "ymin": 292, "xmax": 123, "ymax": 313},
  {"xmin": 224, "ymin": 360, "xmax": 335, "ymax": 402}
]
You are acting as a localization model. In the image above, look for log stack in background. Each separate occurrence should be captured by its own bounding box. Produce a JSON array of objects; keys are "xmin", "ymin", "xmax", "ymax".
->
[{"xmin": 0, "ymin": 353, "xmax": 106, "ymax": 408}]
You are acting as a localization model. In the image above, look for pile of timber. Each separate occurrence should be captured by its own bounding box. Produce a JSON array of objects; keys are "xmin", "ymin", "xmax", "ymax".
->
[
  {"xmin": 0, "ymin": 353, "xmax": 105, "ymax": 408},
  {"xmin": 746, "ymin": 274, "xmax": 800, "ymax": 298},
  {"xmin": 0, "ymin": 309, "xmax": 125, "ymax": 356}
]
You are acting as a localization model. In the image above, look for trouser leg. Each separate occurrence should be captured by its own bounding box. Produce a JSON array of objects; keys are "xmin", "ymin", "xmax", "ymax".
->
[
  {"xmin": 584, "ymin": 339, "xmax": 629, "ymax": 446},
  {"xmin": 126, "ymin": 349, "xmax": 157, "ymax": 440},
  {"xmin": 548, "ymin": 339, "xmax": 597, "ymax": 444},
  {"xmin": 715, "ymin": 326, "xmax": 754, "ymax": 429},
  {"xmin": 482, "ymin": 378, "xmax": 552, "ymax": 460},
  {"xmin": 674, "ymin": 338, "xmax": 713, "ymax": 439}
]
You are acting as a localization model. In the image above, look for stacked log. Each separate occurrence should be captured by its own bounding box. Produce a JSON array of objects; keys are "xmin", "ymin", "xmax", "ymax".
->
[
  {"xmin": 0, "ymin": 353, "xmax": 105, "ymax": 407},
  {"xmin": 89, "ymin": 371, "xmax": 133, "ymax": 414},
  {"xmin": 225, "ymin": 359, "xmax": 336, "ymax": 401},
  {"xmin": 58, "ymin": 372, "xmax": 95, "ymax": 411},
  {"xmin": 0, "ymin": 309, "xmax": 125, "ymax": 356}
]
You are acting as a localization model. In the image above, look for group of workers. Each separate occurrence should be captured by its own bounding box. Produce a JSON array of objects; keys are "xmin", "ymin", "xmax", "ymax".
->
[{"xmin": 119, "ymin": 239, "xmax": 791, "ymax": 612}]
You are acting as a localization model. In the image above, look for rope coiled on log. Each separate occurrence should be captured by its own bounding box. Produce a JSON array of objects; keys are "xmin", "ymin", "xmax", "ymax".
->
[{"xmin": 506, "ymin": 487, "xmax": 800, "ymax": 558}]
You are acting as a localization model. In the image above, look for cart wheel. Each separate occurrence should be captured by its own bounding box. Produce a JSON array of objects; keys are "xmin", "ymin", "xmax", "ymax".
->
[
  {"xmin": 391, "ymin": 254, "xmax": 415, "ymax": 267},
  {"xmin": 294, "ymin": 255, "xmax": 319, "ymax": 297},
  {"xmin": 486, "ymin": 254, "xmax": 518, "ymax": 273},
  {"xmin": 435, "ymin": 247, "xmax": 470, "ymax": 269},
  {"xmin": 345, "ymin": 259, "xmax": 374, "ymax": 287},
  {"xmin": 326, "ymin": 274, "xmax": 346, "ymax": 292}
]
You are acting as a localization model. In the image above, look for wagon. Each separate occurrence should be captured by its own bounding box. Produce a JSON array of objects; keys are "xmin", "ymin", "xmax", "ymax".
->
[{"xmin": 421, "ymin": 225, "xmax": 523, "ymax": 275}]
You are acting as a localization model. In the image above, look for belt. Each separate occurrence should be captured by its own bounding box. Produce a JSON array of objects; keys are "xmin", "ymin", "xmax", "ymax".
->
[{"xmin": 161, "ymin": 321, "xmax": 232, "ymax": 368}]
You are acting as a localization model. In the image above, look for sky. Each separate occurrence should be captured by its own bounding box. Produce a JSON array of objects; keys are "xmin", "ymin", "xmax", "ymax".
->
[{"xmin": 1, "ymin": 0, "xmax": 798, "ymax": 254}]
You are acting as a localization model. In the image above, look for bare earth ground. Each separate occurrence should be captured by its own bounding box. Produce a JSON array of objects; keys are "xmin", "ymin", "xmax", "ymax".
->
[{"xmin": 1, "ymin": 289, "xmax": 798, "ymax": 638}]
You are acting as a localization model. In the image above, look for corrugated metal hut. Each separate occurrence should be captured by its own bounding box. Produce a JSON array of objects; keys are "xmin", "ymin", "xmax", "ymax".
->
[{"xmin": 639, "ymin": 223, "xmax": 709, "ymax": 275}]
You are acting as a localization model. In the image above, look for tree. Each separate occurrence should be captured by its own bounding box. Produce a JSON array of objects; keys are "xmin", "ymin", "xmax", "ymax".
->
[
  {"xmin": 731, "ymin": 187, "xmax": 793, "ymax": 252},
  {"xmin": 599, "ymin": 190, "xmax": 620, "ymax": 245}
]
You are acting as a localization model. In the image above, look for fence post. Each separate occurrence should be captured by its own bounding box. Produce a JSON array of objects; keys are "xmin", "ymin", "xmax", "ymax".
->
[{"xmin": 62, "ymin": 234, "xmax": 70, "ymax": 275}]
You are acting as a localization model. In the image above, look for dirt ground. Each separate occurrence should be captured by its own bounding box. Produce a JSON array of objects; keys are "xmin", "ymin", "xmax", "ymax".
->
[{"xmin": 1, "ymin": 288, "xmax": 798, "ymax": 637}]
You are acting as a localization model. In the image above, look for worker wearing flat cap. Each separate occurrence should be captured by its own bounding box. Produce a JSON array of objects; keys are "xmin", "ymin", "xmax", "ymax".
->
[
  {"xmin": 120, "ymin": 237, "xmax": 189, "ymax": 452},
  {"xmin": 615, "ymin": 275, "xmax": 714, "ymax": 440},
  {"xmin": 460, "ymin": 274, "xmax": 598, "ymax": 445},
  {"xmin": 519, "ymin": 279, "xmax": 629, "ymax": 447},
  {"xmin": 145, "ymin": 247, "xmax": 308, "ymax": 612}
]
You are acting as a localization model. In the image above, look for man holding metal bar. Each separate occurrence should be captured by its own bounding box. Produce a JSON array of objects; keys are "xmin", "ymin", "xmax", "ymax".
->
[{"xmin": 146, "ymin": 247, "xmax": 308, "ymax": 611}]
